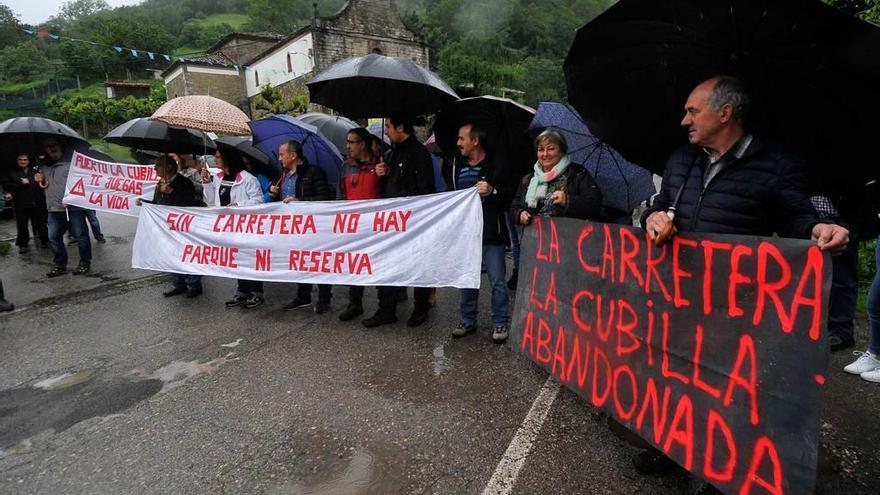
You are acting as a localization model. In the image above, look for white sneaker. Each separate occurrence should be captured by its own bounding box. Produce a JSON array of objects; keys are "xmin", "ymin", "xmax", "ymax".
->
[
  {"xmin": 843, "ymin": 350, "xmax": 880, "ymax": 375},
  {"xmin": 862, "ymin": 368, "xmax": 880, "ymax": 383}
]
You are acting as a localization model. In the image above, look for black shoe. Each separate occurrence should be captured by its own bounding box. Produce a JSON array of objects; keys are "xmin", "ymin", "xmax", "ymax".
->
[
  {"xmin": 829, "ymin": 334, "xmax": 855, "ymax": 351},
  {"xmin": 362, "ymin": 311, "xmax": 397, "ymax": 328},
  {"xmin": 163, "ymin": 287, "xmax": 187, "ymax": 297},
  {"xmin": 72, "ymin": 263, "xmax": 90, "ymax": 275},
  {"xmin": 407, "ymin": 307, "xmax": 430, "ymax": 327},
  {"xmin": 46, "ymin": 266, "xmax": 67, "ymax": 278},
  {"xmin": 284, "ymin": 297, "xmax": 311, "ymax": 311},
  {"xmin": 184, "ymin": 287, "xmax": 203, "ymax": 299},
  {"xmin": 0, "ymin": 298, "xmax": 13, "ymax": 312},
  {"xmin": 339, "ymin": 305, "xmax": 364, "ymax": 321},
  {"xmin": 96, "ymin": 237, "xmax": 106, "ymax": 244},
  {"xmin": 225, "ymin": 294, "xmax": 246, "ymax": 308},
  {"xmin": 507, "ymin": 269, "xmax": 519, "ymax": 290},
  {"xmin": 242, "ymin": 294, "xmax": 264, "ymax": 309},
  {"xmin": 632, "ymin": 448, "xmax": 677, "ymax": 475},
  {"xmin": 18, "ymin": 245, "xmax": 29, "ymax": 254},
  {"xmin": 314, "ymin": 302, "xmax": 331, "ymax": 314}
]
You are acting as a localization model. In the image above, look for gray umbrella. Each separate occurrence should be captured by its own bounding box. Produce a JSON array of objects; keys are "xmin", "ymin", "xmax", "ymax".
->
[
  {"xmin": 306, "ymin": 54, "xmax": 459, "ymax": 118},
  {"xmin": 0, "ymin": 117, "xmax": 88, "ymax": 147},
  {"xmin": 296, "ymin": 113, "xmax": 358, "ymax": 157},
  {"xmin": 104, "ymin": 117, "xmax": 215, "ymax": 154}
]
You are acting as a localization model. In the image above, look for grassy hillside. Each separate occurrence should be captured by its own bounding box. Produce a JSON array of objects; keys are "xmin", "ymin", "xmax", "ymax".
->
[{"xmin": 197, "ymin": 13, "xmax": 250, "ymax": 29}]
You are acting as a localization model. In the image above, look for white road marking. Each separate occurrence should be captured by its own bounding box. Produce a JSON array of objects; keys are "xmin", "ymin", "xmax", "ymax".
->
[{"xmin": 482, "ymin": 376, "xmax": 561, "ymax": 495}]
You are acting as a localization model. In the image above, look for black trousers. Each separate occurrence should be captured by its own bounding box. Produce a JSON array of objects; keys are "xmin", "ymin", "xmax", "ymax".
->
[
  {"xmin": 377, "ymin": 286, "xmax": 431, "ymax": 315},
  {"xmin": 14, "ymin": 206, "xmax": 48, "ymax": 247},
  {"xmin": 297, "ymin": 283, "xmax": 332, "ymax": 304}
]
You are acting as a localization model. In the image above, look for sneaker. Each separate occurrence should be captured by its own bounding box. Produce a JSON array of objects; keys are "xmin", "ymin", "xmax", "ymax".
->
[
  {"xmin": 72, "ymin": 264, "xmax": 90, "ymax": 275},
  {"xmin": 314, "ymin": 302, "xmax": 331, "ymax": 314},
  {"xmin": 242, "ymin": 294, "xmax": 264, "ymax": 309},
  {"xmin": 844, "ymin": 350, "xmax": 880, "ymax": 375},
  {"xmin": 163, "ymin": 287, "xmax": 187, "ymax": 297},
  {"xmin": 284, "ymin": 297, "xmax": 311, "ymax": 311},
  {"xmin": 46, "ymin": 266, "xmax": 67, "ymax": 278},
  {"xmin": 492, "ymin": 325, "xmax": 510, "ymax": 343},
  {"xmin": 184, "ymin": 287, "xmax": 203, "ymax": 299},
  {"xmin": 632, "ymin": 447, "xmax": 677, "ymax": 475},
  {"xmin": 829, "ymin": 334, "xmax": 856, "ymax": 351},
  {"xmin": 861, "ymin": 368, "xmax": 880, "ymax": 383},
  {"xmin": 96, "ymin": 237, "xmax": 106, "ymax": 244},
  {"xmin": 362, "ymin": 311, "xmax": 397, "ymax": 328},
  {"xmin": 338, "ymin": 305, "xmax": 364, "ymax": 321},
  {"xmin": 0, "ymin": 298, "xmax": 13, "ymax": 312},
  {"xmin": 407, "ymin": 307, "xmax": 430, "ymax": 327},
  {"xmin": 225, "ymin": 294, "xmax": 246, "ymax": 308},
  {"xmin": 451, "ymin": 322, "xmax": 477, "ymax": 338}
]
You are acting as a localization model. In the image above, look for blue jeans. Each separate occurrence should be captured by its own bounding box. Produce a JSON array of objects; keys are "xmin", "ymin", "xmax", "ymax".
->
[
  {"xmin": 48, "ymin": 210, "xmax": 91, "ymax": 268},
  {"xmin": 867, "ymin": 238, "xmax": 880, "ymax": 354},
  {"xmin": 460, "ymin": 244, "xmax": 509, "ymax": 327},
  {"xmin": 83, "ymin": 209, "xmax": 105, "ymax": 240},
  {"xmin": 171, "ymin": 273, "xmax": 202, "ymax": 290},
  {"xmin": 828, "ymin": 237, "xmax": 858, "ymax": 340}
]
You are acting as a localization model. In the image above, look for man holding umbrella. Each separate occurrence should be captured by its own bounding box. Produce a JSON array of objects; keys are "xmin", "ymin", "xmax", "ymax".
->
[
  {"xmin": 362, "ymin": 112, "xmax": 436, "ymax": 328},
  {"xmin": 636, "ymin": 75, "xmax": 849, "ymax": 477},
  {"xmin": 35, "ymin": 138, "xmax": 93, "ymax": 277}
]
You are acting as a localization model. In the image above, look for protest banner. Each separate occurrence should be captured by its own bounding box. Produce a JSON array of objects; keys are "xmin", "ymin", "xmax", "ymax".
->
[
  {"xmin": 62, "ymin": 151, "xmax": 157, "ymax": 217},
  {"xmin": 132, "ymin": 188, "xmax": 483, "ymax": 288},
  {"xmin": 512, "ymin": 217, "xmax": 831, "ymax": 495}
]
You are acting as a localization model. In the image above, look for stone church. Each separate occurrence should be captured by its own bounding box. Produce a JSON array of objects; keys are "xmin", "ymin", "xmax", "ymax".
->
[{"xmin": 161, "ymin": 0, "xmax": 430, "ymax": 116}]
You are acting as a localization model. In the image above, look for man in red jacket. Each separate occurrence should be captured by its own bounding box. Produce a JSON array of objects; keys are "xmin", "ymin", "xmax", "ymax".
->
[{"xmin": 338, "ymin": 128, "xmax": 383, "ymax": 321}]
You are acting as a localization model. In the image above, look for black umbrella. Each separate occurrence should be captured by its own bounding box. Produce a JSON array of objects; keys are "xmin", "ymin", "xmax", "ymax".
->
[
  {"xmin": 564, "ymin": 0, "xmax": 880, "ymax": 192},
  {"xmin": 307, "ymin": 54, "xmax": 459, "ymax": 118},
  {"xmin": 104, "ymin": 117, "xmax": 216, "ymax": 154},
  {"xmin": 0, "ymin": 117, "xmax": 89, "ymax": 148},
  {"xmin": 433, "ymin": 96, "xmax": 536, "ymax": 181},
  {"xmin": 296, "ymin": 112, "xmax": 358, "ymax": 157},
  {"xmin": 214, "ymin": 135, "xmax": 279, "ymax": 177}
]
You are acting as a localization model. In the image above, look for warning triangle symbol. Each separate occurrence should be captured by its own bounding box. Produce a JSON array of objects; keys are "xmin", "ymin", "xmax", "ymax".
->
[{"xmin": 69, "ymin": 178, "xmax": 86, "ymax": 197}]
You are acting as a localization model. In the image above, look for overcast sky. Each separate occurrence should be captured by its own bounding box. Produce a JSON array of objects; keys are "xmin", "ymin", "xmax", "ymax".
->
[{"xmin": 6, "ymin": 0, "xmax": 143, "ymax": 26}]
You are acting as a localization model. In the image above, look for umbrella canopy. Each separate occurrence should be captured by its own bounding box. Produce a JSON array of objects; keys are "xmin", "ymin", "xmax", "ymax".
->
[
  {"xmin": 529, "ymin": 102, "xmax": 656, "ymax": 212},
  {"xmin": 104, "ymin": 117, "xmax": 216, "ymax": 154},
  {"xmin": 214, "ymin": 135, "xmax": 278, "ymax": 177},
  {"xmin": 248, "ymin": 115, "xmax": 344, "ymax": 185},
  {"xmin": 0, "ymin": 117, "xmax": 89, "ymax": 148},
  {"xmin": 366, "ymin": 121, "xmax": 390, "ymax": 145},
  {"xmin": 434, "ymin": 96, "xmax": 536, "ymax": 182},
  {"xmin": 564, "ymin": 0, "xmax": 880, "ymax": 192},
  {"xmin": 296, "ymin": 112, "xmax": 358, "ymax": 157},
  {"xmin": 307, "ymin": 54, "xmax": 459, "ymax": 118},
  {"xmin": 151, "ymin": 95, "xmax": 251, "ymax": 136}
]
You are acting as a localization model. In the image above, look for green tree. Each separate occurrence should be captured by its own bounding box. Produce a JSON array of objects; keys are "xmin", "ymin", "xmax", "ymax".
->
[
  {"xmin": 0, "ymin": 41, "xmax": 49, "ymax": 82},
  {"xmin": 51, "ymin": 0, "xmax": 110, "ymax": 29},
  {"xmin": 252, "ymin": 85, "xmax": 308, "ymax": 118},
  {"xmin": 245, "ymin": 0, "xmax": 311, "ymax": 32},
  {"xmin": 0, "ymin": 5, "xmax": 23, "ymax": 50}
]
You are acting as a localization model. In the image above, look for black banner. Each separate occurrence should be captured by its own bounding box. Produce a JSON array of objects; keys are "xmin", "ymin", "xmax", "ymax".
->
[{"xmin": 512, "ymin": 217, "xmax": 831, "ymax": 495}]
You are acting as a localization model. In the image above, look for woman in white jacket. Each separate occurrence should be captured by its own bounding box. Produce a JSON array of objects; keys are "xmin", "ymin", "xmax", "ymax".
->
[{"xmin": 201, "ymin": 148, "xmax": 265, "ymax": 308}]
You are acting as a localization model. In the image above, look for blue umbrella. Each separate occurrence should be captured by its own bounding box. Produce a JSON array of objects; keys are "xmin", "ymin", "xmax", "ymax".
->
[
  {"xmin": 529, "ymin": 102, "xmax": 656, "ymax": 212},
  {"xmin": 249, "ymin": 115, "xmax": 344, "ymax": 185}
]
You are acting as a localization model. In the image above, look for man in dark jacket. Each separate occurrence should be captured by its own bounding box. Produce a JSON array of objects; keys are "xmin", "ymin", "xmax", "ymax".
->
[
  {"xmin": 3, "ymin": 153, "xmax": 48, "ymax": 253},
  {"xmin": 270, "ymin": 139, "xmax": 334, "ymax": 314},
  {"xmin": 636, "ymin": 76, "xmax": 849, "ymax": 477},
  {"xmin": 362, "ymin": 113, "xmax": 436, "ymax": 328},
  {"xmin": 446, "ymin": 123, "xmax": 513, "ymax": 342}
]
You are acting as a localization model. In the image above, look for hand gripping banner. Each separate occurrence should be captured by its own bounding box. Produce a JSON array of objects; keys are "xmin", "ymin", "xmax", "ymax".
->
[
  {"xmin": 62, "ymin": 151, "xmax": 157, "ymax": 217},
  {"xmin": 512, "ymin": 217, "xmax": 831, "ymax": 495},
  {"xmin": 132, "ymin": 189, "xmax": 483, "ymax": 288}
]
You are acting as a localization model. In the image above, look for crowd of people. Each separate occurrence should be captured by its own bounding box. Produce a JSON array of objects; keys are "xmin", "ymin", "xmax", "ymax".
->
[{"xmin": 2, "ymin": 77, "xmax": 878, "ymax": 375}]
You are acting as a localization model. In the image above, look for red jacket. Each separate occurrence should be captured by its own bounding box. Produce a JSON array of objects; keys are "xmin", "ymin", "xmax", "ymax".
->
[{"xmin": 340, "ymin": 158, "xmax": 383, "ymax": 200}]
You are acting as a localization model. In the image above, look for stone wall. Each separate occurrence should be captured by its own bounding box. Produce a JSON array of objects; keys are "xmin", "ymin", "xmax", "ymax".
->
[
  {"xmin": 187, "ymin": 71, "xmax": 247, "ymax": 112},
  {"xmin": 165, "ymin": 74, "xmax": 186, "ymax": 100},
  {"xmin": 216, "ymin": 36, "xmax": 282, "ymax": 66},
  {"xmin": 312, "ymin": 0, "xmax": 429, "ymax": 73}
]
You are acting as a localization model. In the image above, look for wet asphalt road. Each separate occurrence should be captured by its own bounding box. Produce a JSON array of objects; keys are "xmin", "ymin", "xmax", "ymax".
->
[{"xmin": 0, "ymin": 214, "xmax": 877, "ymax": 494}]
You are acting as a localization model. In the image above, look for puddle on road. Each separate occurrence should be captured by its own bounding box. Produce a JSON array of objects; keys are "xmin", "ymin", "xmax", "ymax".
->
[
  {"xmin": 33, "ymin": 370, "xmax": 95, "ymax": 390},
  {"xmin": 130, "ymin": 353, "xmax": 238, "ymax": 393},
  {"xmin": 281, "ymin": 449, "xmax": 379, "ymax": 495},
  {"xmin": 1, "ymin": 356, "xmax": 238, "ymax": 455}
]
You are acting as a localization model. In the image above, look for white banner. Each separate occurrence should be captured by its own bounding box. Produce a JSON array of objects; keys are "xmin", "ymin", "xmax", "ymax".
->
[
  {"xmin": 132, "ymin": 189, "xmax": 484, "ymax": 288},
  {"xmin": 62, "ymin": 151, "xmax": 157, "ymax": 217}
]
